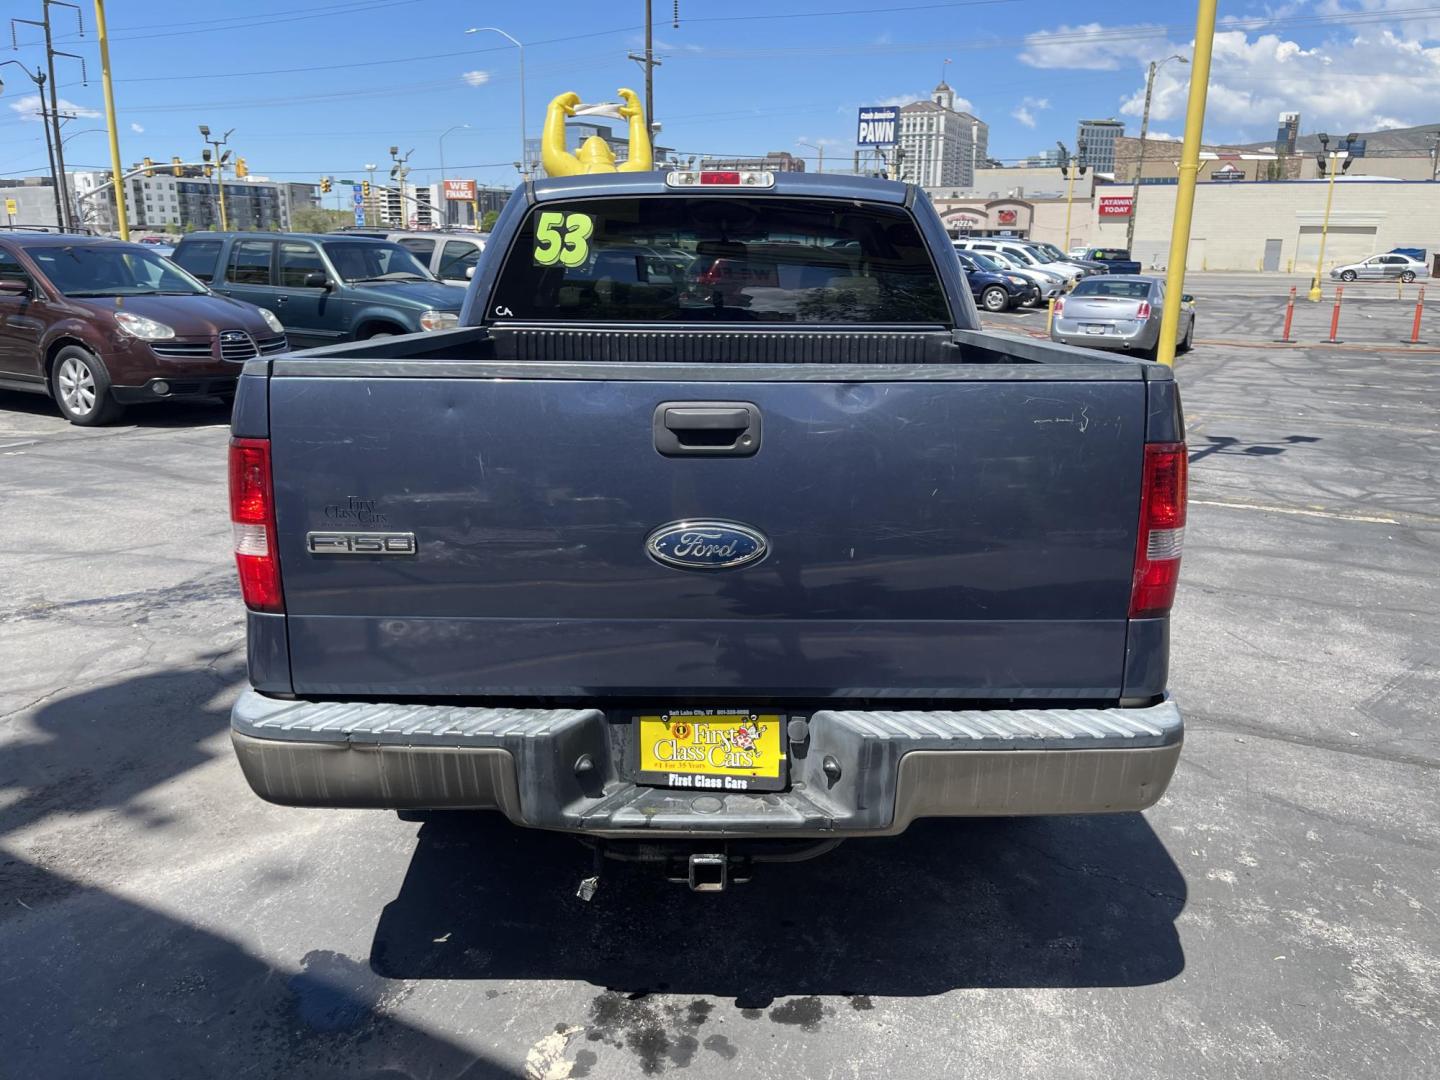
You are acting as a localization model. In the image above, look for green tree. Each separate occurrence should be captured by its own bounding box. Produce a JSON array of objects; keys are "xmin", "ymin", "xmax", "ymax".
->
[
  {"xmin": 480, "ymin": 209, "xmax": 499, "ymax": 232},
  {"xmin": 290, "ymin": 207, "xmax": 352, "ymax": 234}
]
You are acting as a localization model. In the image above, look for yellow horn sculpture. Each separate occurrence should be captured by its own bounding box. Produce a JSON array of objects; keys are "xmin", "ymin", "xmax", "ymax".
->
[{"xmin": 541, "ymin": 88, "xmax": 653, "ymax": 176}]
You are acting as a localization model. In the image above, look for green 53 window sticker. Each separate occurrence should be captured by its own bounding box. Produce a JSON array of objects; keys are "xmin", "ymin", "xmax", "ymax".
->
[{"xmin": 533, "ymin": 210, "xmax": 595, "ymax": 268}]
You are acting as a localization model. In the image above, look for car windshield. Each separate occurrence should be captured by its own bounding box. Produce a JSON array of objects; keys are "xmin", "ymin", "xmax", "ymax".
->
[
  {"xmin": 320, "ymin": 241, "xmax": 435, "ymax": 282},
  {"xmin": 493, "ymin": 197, "xmax": 951, "ymax": 324},
  {"xmin": 28, "ymin": 245, "xmax": 207, "ymax": 297},
  {"xmin": 965, "ymin": 252, "xmax": 1006, "ymax": 273},
  {"xmin": 1003, "ymin": 247, "xmax": 1041, "ymax": 266},
  {"xmin": 1073, "ymin": 279, "xmax": 1152, "ymax": 299},
  {"xmin": 1028, "ymin": 244, "xmax": 1067, "ymax": 262},
  {"xmin": 985, "ymin": 252, "xmax": 1023, "ymax": 271}
]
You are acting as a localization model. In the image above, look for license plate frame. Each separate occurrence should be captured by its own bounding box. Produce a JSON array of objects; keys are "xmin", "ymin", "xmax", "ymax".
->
[
  {"xmin": 632, "ymin": 709, "xmax": 788, "ymax": 793},
  {"xmin": 1084, "ymin": 323, "xmax": 1108, "ymax": 335}
]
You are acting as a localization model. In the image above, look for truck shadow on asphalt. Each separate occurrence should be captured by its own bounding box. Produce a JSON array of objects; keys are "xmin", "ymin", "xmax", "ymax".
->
[
  {"xmin": 1, "ymin": 666, "xmax": 528, "ymax": 1080},
  {"xmin": 370, "ymin": 811, "xmax": 1187, "ymax": 1002}
]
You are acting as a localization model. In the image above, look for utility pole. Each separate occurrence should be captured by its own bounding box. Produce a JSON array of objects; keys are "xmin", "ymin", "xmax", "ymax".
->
[
  {"xmin": 1128, "ymin": 54, "xmax": 1188, "ymax": 254},
  {"xmin": 627, "ymin": 0, "xmax": 661, "ymax": 137},
  {"xmin": 798, "ymin": 140, "xmax": 825, "ymax": 173},
  {"xmin": 12, "ymin": 1, "xmax": 87, "ymax": 231},
  {"xmin": 0, "ymin": 61, "xmax": 63, "ymax": 227}
]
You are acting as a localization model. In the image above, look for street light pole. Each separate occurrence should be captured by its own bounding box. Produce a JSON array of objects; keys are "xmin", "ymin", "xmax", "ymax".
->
[
  {"xmin": 199, "ymin": 125, "xmax": 235, "ymax": 231},
  {"xmin": 1307, "ymin": 133, "xmax": 1357, "ymax": 302},
  {"xmin": 1127, "ymin": 54, "xmax": 1188, "ymax": 254},
  {"xmin": 797, "ymin": 141, "xmax": 824, "ymax": 173},
  {"xmin": 466, "ymin": 27, "xmax": 527, "ymax": 176},
  {"xmin": 1059, "ymin": 139, "xmax": 1087, "ymax": 251},
  {"xmin": 437, "ymin": 123, "xmax": 468, "ymax": 226}
]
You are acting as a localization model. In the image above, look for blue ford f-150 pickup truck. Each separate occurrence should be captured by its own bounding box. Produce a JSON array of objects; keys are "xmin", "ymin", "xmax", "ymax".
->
[{"xmin": 225, "ymin": 170, "xmax": 1186, "ymax": 891}]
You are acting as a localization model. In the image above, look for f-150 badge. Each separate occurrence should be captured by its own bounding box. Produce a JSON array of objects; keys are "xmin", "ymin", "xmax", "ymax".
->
[
  {"xmin": 307, "ymin": 532, "xmax": 416, "ymax": 556},
  {"xmin": 645, "ymin": 521, "xmax": 767, "ymax": 571}
]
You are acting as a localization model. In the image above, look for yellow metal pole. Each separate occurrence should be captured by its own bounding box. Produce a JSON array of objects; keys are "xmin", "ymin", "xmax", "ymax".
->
[
  {"xmin": 1062, "ymin": 167, "xmax": 1076, "ymax": 251},
  {"xmin": 1307, "ymin": 156, "xmax": 1338, "ymax": 302},
  {"xmin": 217, "ymin": 160, "xmax": 229, "ymax": 231},
  {"xmin": 1155, "ymin": 0, "xmax": 1218, "ymax": 368},
  {"xmin": 1046, "ymin": 297, "xmax": 1056, "ymax": 335},
  {"xmin": 93, "ymin": 0, "xmax": 128, "ymax": 240}
]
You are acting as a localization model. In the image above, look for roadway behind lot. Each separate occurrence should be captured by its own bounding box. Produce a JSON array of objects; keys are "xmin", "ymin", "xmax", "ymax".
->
[{"xmin": 1, "ymin": 308, "xmax": 1436, "ymax": 1078}]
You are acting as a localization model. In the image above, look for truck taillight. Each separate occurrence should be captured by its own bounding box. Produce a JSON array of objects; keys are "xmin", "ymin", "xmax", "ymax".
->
[
  {"xmin": 229, "ymin": 437, "xmax": 284, "ymax": 613},
  {"xmin": 1130, "ymin": 442, "xmax": 1187, "ymax": 618}
]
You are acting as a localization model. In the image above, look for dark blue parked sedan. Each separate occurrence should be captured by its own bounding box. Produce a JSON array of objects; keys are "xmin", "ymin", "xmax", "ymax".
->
[{"xmin": 953, "ymin": 247, "xmax": 1040, "ymax": 312}]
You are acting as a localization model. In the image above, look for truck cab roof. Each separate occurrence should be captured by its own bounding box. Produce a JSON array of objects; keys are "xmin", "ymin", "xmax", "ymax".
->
[{"xmin": 527, "ymin": 170, "xmax": 912, "ymax": 206}]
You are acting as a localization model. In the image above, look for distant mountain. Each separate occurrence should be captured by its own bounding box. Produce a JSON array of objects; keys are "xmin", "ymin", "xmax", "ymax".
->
[{"xmin": 1234, "ymin": 121, "xmax": 1440, "ymax": 156}]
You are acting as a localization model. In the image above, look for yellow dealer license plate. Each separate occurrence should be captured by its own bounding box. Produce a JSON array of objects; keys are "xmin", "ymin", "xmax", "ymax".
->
[{"xmin": 635, "ymin": 710, "xmax": 787, "ymax": 793}]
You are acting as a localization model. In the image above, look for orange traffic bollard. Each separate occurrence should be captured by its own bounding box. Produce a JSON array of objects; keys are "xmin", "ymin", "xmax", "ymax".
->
[
  {"xmin": 1412, "ymin": 286, "xmax": 1426, "ymax": 344},
  {"xmin": 1279, "ymin": 286, "xmax": 1296, "ymax": 342},
  {"xmin": 1328, "ymin": 286, "xmax": 1344, "ymax": 343}
]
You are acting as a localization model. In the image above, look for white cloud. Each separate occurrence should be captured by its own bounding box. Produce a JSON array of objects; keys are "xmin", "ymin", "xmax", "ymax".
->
[
  {"xmin": 8, "ymin": 95, "xmax": 100, "ymax": 122},
  {"xmin": 1011, "ymin": 95, "xmax": 1050, "ymax": 128},
  {"xmin": 461, "ymin": 70, "xmax": 490, "ymax": 87},
  {"xmin": 1020, "ymin": 23, "xmax": 1168, "ymax": 71},
  {"xmin": 130, "ymin": 122, "xmax": 144, "ymax": 133},
  {"xmin": 1023, "ymin": 18, "xmax": 1440, "ymax": 138}
]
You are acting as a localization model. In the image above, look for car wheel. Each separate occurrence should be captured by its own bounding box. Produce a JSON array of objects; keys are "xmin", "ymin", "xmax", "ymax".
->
[
  {"xmin": 1340, "ymin": 270, "xmax": 1357, "ymax": 282},
  {"xmin": 1401, "ymin": 270, "xmax": 1416, "ymax": 283},
  {"xmin": 1178, "ymin": 319, "xmax": 1195, "ymax": 354},
  {"xmin": 981, "ymin": 286, "xmax": 1009, "ymax": 312},
  {"xmin": 50, "ymin": 346, "xmax": 124, "ymax": 426}
]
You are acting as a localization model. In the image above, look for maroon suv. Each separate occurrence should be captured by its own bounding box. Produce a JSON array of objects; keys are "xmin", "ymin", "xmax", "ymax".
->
[{"xmin": 0, "ymin": 232, "xmax": 287, "ymax": 425}]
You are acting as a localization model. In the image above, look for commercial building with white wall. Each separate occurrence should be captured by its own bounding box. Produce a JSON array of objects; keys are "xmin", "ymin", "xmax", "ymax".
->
[{"xmin": 1090, "ymin": 179, "xmax": 1440, "ymax": 273}]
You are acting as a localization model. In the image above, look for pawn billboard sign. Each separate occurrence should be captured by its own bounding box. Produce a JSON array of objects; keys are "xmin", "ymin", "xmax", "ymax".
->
[{"xmin": 857, "ymin": 106, "xmax": 900, "ymax": 147}]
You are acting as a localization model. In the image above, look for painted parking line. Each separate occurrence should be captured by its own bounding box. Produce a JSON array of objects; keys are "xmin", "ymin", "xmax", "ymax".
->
[{"xmin": 1189, "ymin": 498, "xmax": 1402, "ymax": 525}]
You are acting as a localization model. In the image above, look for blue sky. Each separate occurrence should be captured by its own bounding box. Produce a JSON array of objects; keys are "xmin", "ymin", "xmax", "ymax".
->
[{"xmin": 3, "ymin": 0, "xmax": 1437, "ymax": 193}]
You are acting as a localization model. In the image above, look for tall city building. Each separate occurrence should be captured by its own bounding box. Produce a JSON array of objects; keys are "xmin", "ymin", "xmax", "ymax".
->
[
  {"xmin": 1275, "ymin": 112, "xmax": 1301, "ymax": 156},
  {"xmin": 895, "ymin": 81, "xmax": 988, "ymax": 188},
  {"xmin": 1077, "ymin": 119, "xmax": 1125, "ymax": 175}
]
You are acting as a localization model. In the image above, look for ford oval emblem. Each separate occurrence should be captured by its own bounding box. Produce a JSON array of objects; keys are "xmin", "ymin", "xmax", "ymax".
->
[{"xmin": 646, "ymin": 520, "xmax": 769, "ymax": 571}]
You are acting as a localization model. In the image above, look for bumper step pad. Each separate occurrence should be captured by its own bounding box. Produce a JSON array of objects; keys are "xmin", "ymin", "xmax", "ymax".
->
[{"xmin": 232, "ymin": 693, "xmax": 1182, "ymax": 834}]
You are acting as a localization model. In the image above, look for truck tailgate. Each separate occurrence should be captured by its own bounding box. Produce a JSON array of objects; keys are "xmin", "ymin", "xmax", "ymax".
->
[{"xmin": 268, "ymin": 368, "xmax": 1147, "ymax": 699}]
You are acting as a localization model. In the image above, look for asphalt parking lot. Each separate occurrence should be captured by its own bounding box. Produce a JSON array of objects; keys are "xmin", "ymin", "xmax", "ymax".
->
[{"xmin": 2, "ymin": 295, "xmax": 1437, "ymax": 1079}]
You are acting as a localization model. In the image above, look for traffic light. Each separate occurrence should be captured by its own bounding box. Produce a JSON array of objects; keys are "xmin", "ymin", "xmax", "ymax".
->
[
  {"xmin": 143, "ymin": 157, "xmax": 154, "ymax": 178},
  {"xmin": 171, "ymin": 156, "xmax": 183, "ymax": 177},
  {"xmin": 234, "ymin": 157, "xmax": 248, "ymax": 179},
  {"xmin": 361, "ymin": 180, "xmax": 370, "ymax": 199},
  {"xmin": 320, "ymin": 176, "xmax": 332, "ymax": 194},
  {"xmin": 202, "ymin": 148, "xmax": 213, "ymax": 178}
]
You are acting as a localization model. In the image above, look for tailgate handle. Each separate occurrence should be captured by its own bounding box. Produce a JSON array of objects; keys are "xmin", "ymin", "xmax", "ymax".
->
[{"xmin": 653, "ymin": 401, "xmax": 761, "ymax": 456}]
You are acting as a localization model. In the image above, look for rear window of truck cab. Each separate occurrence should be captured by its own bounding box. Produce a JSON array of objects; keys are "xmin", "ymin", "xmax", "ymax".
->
[{"xmin": 490, "ymin": 197, "xmax": 950, "ymax": 324}]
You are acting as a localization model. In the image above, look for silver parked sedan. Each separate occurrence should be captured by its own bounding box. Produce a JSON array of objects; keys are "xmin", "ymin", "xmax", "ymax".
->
[
  {"xmin": 1050, "ymin": 275, "xmax": 1195, "ymax": 360},
  {"xmin": 1330, "ymin": 253, "xmax": 1426, "ymax": 283}
]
